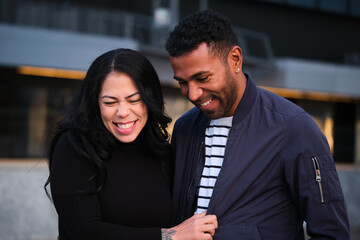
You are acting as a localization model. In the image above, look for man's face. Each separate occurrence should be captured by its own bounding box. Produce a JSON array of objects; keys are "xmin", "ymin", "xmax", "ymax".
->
[{"xmin": 170, "ymin": 43, "xmax": 240, "ymax": 119}]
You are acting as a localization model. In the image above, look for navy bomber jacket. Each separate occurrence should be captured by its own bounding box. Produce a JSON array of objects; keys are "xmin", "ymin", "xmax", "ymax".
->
[{"xmin": 171, "ymin": 75, "xmax": 350, "ymax": 239}]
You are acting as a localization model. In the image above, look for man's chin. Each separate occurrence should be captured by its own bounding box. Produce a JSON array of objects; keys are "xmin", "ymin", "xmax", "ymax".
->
[{"xmin": 201, "ymin": 109, "xmax": 223, "ymax": 120}]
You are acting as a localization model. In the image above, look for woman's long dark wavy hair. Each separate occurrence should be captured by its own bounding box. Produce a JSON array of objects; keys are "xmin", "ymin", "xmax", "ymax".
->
[{"xmin": 44, "ymin": 48, "xmax": 172, "ymax": 197}]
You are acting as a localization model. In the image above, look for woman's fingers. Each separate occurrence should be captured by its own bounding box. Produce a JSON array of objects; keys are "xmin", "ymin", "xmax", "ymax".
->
[
  {"xmin": 169, "ymin": 213, "xmax": 218, "ymax": 240},
  {"xmin": 193, "ymin": 211, "xmax": 207, "ymax": 218},
  {"xmin": 202, "ymin": 223, "xmax": 217, "ymax": 236},
  {"xmin": 193, "ymin": 213, "xmax": 218, "ymax": 236},
  {"xmin": 203, "ymin": 214, "xmax": 218, "ymax": 228}
]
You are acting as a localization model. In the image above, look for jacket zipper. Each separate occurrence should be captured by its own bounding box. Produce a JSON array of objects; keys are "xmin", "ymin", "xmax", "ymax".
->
[
  {"xmin": 312, "ymin": 157, "xmax": 324, "ymax": 203},
  {"xmin": 207, "ymin": 127, "xmax": 232, "ymax": 212},
  {"xmin": 187, "ymin": 141, "xmax": 204, "ymax": 204}
]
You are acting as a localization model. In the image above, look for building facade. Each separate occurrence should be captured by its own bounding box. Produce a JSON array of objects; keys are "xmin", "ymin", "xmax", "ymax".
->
[{"xmin": 0, "ymin": 0, "xmax": 359, "ymax": 239}]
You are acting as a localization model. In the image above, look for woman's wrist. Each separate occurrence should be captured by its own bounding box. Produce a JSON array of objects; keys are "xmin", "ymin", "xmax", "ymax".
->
[{"xmin": 161, "ymin": 228, "xmax": 177, "ymax": 240}]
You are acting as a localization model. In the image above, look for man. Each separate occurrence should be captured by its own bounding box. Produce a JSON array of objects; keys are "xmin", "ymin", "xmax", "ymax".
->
[{"xmin": 165, "ymin": 9, "xmax": 350, "ymax": 239}]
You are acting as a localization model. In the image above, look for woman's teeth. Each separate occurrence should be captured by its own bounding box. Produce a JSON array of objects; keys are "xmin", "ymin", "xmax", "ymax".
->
[{"xmin": 116, "ymin": 122, "xmax": 135, "ymax": 129}]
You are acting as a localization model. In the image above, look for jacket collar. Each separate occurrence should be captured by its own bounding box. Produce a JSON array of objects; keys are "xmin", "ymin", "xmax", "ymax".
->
[
  {"xmin": 197, "ymin": 73, "xmax": 257, "ymax": 127},
  {"xmin": 232, "ymin": 73, "xmax": 258, "ymax": 125}
]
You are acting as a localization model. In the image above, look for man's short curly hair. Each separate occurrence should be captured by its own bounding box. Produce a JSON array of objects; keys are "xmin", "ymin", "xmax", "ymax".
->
[{"xmin": 165, "ymin": 9, "xmax": 238, "ymax": 62}]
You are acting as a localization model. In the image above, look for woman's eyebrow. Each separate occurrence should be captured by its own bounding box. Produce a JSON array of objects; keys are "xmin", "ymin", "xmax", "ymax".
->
[
  {"xmin": 125, "ymin": 92, "xmax": 140, "ymax": 99},
  {"xmin": 100, "ymin": 92, "xmax": 140, "ymax": 100},
  {"xmin": 101, "ymin": 95, "xmax": 117, "ymax": 100}
]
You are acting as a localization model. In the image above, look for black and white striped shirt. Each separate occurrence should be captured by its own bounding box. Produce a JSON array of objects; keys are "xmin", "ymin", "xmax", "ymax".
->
[{"xmin": 194, "ymin": 116, "xmax": 233, "ymax": 214}]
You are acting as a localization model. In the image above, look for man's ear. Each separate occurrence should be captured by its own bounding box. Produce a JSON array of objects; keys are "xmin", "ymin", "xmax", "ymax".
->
[{"xmin": 228, "ymin": 46, "xmax": 243, "ymax": 73}]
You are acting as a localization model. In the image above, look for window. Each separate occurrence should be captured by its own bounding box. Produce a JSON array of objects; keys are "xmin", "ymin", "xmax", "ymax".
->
[
  {"xmin": 0, "ymin": 67, "xmax": 79, "ymax": 158},
  {"xmin": 320, "ymin": 0, "xmax": 347, "ymax": 14}
]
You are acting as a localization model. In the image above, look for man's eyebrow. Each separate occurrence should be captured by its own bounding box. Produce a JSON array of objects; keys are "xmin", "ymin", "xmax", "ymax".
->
[
  {"xmin": 173, "ymin": 76, "xmax": 183, "ymax": 81},
  {"xmin": 173, "ymin": 71, "xmax": 210, "ymax": 81}
]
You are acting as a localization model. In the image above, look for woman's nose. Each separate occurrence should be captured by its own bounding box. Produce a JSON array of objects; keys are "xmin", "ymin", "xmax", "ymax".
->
[{"xmin": 116, "ymin": 102, "xmax": 130, "ymax": 117}]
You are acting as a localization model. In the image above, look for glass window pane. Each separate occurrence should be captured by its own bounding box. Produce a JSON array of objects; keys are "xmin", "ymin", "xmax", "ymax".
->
[
  {"xmin": 320, "ymin": 0, "xmax": 347, "ymax": 14},
  {"xmin": 288, "ymin": 0, "xmax": 316, "ymax": 8},
  {"xmin": 351, "ymin": 0, "xmax": 360, "ymax": 16},
  {"xmin": 260, "ymin": 0, "xmax": 286, "ymax": 3}
]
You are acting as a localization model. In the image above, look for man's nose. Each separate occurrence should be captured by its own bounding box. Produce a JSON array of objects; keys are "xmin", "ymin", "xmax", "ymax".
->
[{"xmin": 187, "ymin": 82, "xmax": 203, "ymax": 102}]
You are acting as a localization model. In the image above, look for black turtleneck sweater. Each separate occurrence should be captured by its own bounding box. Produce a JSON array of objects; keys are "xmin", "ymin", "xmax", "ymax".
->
[{"xmin": 50, "ymin": 132, "xmax": 174, "ymax": 240}]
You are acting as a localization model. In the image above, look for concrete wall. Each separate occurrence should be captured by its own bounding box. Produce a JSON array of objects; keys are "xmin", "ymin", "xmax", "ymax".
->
[
  {"xmin": 338, "ymin": 170, "xmax": 360, "ymax": 238},
  {"xmin": 0, "ymin": 161, "xmax": 359, "ymax": 240},
  {"xmin": 0, "ymin": 24, "xmax": 178, "ymax": 85},
  {"xmin": 0, "ymin": 24, "xmax": 138, "ymax": 71},
  {"xmin": 253, "ymin": 58, "xmax": 360, "ymax": 98},
  {"xmin": 0, "ymin": 161, "xmax": 57, "ymax": 240}
]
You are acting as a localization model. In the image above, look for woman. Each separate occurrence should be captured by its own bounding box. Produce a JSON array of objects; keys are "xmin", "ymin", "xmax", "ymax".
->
[{"xmin": 44, "ymin": 48, "xmax": 217, "ymax": 240}]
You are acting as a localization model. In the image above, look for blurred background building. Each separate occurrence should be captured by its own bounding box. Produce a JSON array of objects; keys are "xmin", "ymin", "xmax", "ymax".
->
[{"xmin": 0, "ymin": 0, "xmax": 359, "ymax": 239}]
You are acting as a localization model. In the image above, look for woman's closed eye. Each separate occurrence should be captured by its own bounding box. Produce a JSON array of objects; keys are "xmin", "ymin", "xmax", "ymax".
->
[
  {"xmin": 103, "ymin": 101, "xmax": 118, "ymax": 106},
  {"xmin": 101, "ymin": 92, "xmax": 141, "ymax": 106},
  {"xmin": 127, "ymin": 98, "xmax": 141, "ymax": 104}
]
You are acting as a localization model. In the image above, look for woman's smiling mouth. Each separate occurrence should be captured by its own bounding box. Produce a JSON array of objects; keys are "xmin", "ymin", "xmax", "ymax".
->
[
  {"xmin": 113, "ymin": 121, "xmax": 137, "ymax": 134},
  {"xmin": 114, "ymin": 121, "xmax": 136, "ymax": 129}
]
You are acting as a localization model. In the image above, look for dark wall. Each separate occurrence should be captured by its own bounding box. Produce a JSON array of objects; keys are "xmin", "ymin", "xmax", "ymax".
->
[
  {"xmin": 179, "ymin": 0, "xmax": 360, "ymax": 64},
  {"xmin": 333, "ymin": 102, "xmax": 356, "ymax": 163},
  {"xmin": 70, "ymin": 0, "xmax": 153, "ymax": 15}
]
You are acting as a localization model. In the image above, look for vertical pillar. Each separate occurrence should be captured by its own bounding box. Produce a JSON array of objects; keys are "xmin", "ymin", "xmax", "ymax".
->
[
  {"xmin": 199, "ymin": 0, "xmax": 208, "ymax": 11},
  {"xmin": 355, "ymin": 103, "xmax": 360, "ymax": 171},
  {"xmin": 169, "ymin": 0, "xmax": 179, "ymax": 25},
  {"xmin": 27, "ymin": 88, "xmax": 47, "ymax": 157}
]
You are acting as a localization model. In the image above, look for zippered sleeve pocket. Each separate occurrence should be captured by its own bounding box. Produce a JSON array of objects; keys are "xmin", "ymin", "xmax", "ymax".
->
[
  {"xmin": 311, "ymin": 157, "xmax": 324, "ymax": 203},
  {"xmin": 306, "ymin": 154, "xmax": 344, "ymax": 204}
]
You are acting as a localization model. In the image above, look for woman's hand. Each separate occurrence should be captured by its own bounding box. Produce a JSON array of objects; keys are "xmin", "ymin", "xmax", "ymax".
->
[{"xmin": 161, "ymin": 212, "xmax": 218, "ymax": 240}]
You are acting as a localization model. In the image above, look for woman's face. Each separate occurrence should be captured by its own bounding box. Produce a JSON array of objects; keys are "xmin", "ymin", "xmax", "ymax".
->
[{"xmin": 99, "ymin": 72, "xmax": 148, "ymax": 143}]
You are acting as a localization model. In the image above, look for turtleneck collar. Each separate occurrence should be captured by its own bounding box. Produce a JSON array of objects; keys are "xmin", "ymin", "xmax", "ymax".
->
[{"xmin": 114, "ymin": 128, "xmax": 147, "ymax": 149}]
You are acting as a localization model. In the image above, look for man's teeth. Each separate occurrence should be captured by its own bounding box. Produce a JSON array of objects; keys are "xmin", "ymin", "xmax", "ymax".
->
[
  {"xmin": 200, "ymin": 99, "xmax": 213, "ymax": 107},
  {"xmin": 116, "ymin": 122, "xmax": 135, "ymax": 129}
]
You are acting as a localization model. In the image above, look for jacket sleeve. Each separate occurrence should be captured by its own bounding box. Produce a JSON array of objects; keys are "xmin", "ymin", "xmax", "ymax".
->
[
  {"xmin": 50, "ymin": 133, "xmax": 161, "ymax": 240},
  {"xmin": 282, "ymin": 112, "xmax": 350, "ymax": 239}
]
